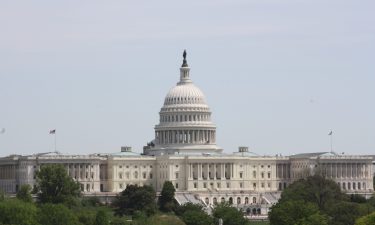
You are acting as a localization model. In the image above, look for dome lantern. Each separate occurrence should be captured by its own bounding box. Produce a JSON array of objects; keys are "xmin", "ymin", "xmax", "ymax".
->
[{"xmin": 179, "ymin": 50, "xmax": 192, "ymax": 84}]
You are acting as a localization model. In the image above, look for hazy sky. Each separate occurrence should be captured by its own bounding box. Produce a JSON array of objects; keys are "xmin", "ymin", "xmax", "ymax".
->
[{"xmin": 0, "ymin": 0, "xmax": 374, "ymax": 157}]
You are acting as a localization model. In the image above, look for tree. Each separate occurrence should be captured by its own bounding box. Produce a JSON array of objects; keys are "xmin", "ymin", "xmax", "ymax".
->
[
  {"xmin": 159, "ymin": 181, "xmax": 176, "ymax": 212},
  {"xmin": 16, "ymin": 184, "xmax": 33, "ymax": 203},
  {"xmin": 212, "ymin": 202, "xmax": 248, "ymax": 225},
  {"xmin": 95, "ymin": 209, "xmax": 109, "ymax": 225},
  {"xmin": 37, "ymin": 203, "xmax": 80, "ymax": 225},
  {"xmin": 175, "ymin": 202, "xmax": 205, "ymax": 216},
  {"xmin": 175, "ymin": 202, "xmax": 213, "ymax": 225},
  {"xmin": 269, "ymin": 200, "xmax": 325, "ymax": 225},
  {"xmin": 181, "ymin": 210, "xmax": 213, "ymax": 225},
  {"xmin": 0, "ymin": 199, "xmax": 38, "ymax": 225},
  {"xmin": 279, "ymin": 175, "xmax": 345, "ymax": 211},
  {"xmin": 0, "ymin": 189, "xmax": 4, "ymax": 202},
  {"xmin": 113, "ymin": 184, "xmax": 156, "ymax": 216},
  {"xmin": 327, "ymin": 201, "xmax": 367, "ymax": 225},
  {"xmin": 355, "ymin": 211, "xmax": 375, "ymax": 225},
  {"xmin": 36, "ymin": 164, "xmax": 81, "ymax": 204}
]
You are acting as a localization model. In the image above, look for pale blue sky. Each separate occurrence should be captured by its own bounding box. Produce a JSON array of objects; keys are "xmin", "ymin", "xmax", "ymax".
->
[{"xmin": 0, "ymin": 0, "xmax": 374, "ymax": 156}]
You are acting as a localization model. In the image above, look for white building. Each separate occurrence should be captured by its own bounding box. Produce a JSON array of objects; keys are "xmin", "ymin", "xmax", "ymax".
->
[{"xmin": 0, "ymin": 51, "xmax": 373, "ymax": 215}]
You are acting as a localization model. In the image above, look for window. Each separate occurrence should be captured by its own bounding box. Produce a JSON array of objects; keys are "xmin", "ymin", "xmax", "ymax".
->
[
  {"xmin": 226, "ymin": 182, "xmax": 230, "ymax": 188},
  {"xmin": 143, "ymin": 172, "xmax": 146, "ymax": 179},
  {"xmin": 175, "ymin": 172, "xmax": 179, "ymax": 179},
  {"xmin": 119, "ymin": 173, "xmax": 123, "ymax": 179},
  {"xmin": 126, "ymin": 172, "xmax": 130, "ymax": 179},
  {"xmin": 150, "ymin": 173, "xmax": 153, "ymax": 179},
  {"xmin": 134, "ymin": 171, "xmax": 138, "ymax": 179},
  {"xmin": 261, "ymin": 183, "xmax": 265, "ymax": 188},
  {"xmin": 268, "ymin": 172, "xmax": 271, "ymax": 179},
  {"xmin": 203, "ymin": 183, "xmax": 207, "ymax": 188},
  {"xmin": 252, "ymin": 197, "xmax": 257, "ymax": 204},
  {"xmin": 239, "ymin": 172, "xmax": 243, "ymax": 178},
  {"xmin": 253, "ymin": 171, "xmax": 256, "ymax": 178},
  {"xmin": 194, "ymin": 182, "xmax": 197, "ymax": 188},
  {"xmin": 268, "ymin": 182, "xmax": 271, "ymax": 188},
  {"xmin": 253, "ymin": 183, "xmax": 256, "ymax": 189},
  {"xmin": 217, "ymin": 183, "xmax": 221, "ymax": 188},
  {"xmin": 261, "ymin": 172, "xmax": 264, "ymax": 179},
  {"xmin": 240, "ymin": 182, "xmax": 243, "ymax": 188},
  {"xmin": 119, "ymin": 183, "xmax": 123, "ymax": 189},
  {"xmin": 175, "ymin": 183, "xmax": 179, "ymax": 189}
]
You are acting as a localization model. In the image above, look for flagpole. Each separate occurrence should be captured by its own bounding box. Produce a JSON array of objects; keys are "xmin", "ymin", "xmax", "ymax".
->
[
  {"xmin": 330, "ymin": 133, "xmax": 333, "ymax": 153},
  {"xmin": 54, "ymin": 132, "xmax": 57, "ymax": 152}
]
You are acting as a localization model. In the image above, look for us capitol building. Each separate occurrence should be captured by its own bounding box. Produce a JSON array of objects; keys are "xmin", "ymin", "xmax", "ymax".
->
[{"xmin": 0, "ymin": 51, "xmax": 373, "ymax": 214}]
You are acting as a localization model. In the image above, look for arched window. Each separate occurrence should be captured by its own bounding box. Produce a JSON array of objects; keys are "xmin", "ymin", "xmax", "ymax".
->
[
  {"xmin": 134, "ymin": 171, "xmax": 138, "ymax": 179},
  {"xmin": 343, "ymin": 182, "xmax": 346, "ymax": 189},
  {"xmin": 213, "ymin": 197, "xmax": 217, "ymax": 205},
  {"xmin": 358, "ymin": 182, "xmax": 361, "ymax": 190},
  {"xmin": 205, "ymin": 197, "xmax": 209, "ymax": 205},
  {"xmin": 252, "ymin": 197, "xmax": 257, "ymax": 204},
  {"xmin": 245, "ymin": 197, "xmax": 249, "ymax": 204},
  {"xmin": 221, "ymin": 197, "xmax": 225, "ymax": 203},
  {"xmin": 237, "ymin": 197, "xmax": 241, "ymax": 205},
  {"xmin": 229, "ymin": 197, "xmax": 233, "ymax": 204}
]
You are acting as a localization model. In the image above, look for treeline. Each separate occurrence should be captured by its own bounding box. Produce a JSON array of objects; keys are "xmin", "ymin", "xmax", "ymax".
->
[
  {"xmin": 0, "ymin": 164, "xmax": 257, "ymax": 225},
  {"xmin": 269, "ymin": 175, "xmax": 375, "ymax": 225}
]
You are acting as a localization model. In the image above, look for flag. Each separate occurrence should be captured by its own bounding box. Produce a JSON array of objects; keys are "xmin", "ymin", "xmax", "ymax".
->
[
  {"xmin": 328, "ymin": 131, "xmax": 333, "ymax": 135},
  {"xmin": 49, "ymin": 129, "xmax": 56, "ymax": 134}
]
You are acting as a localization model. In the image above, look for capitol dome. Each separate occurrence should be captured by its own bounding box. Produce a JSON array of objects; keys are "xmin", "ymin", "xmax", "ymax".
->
[
  {"xmin": 163, "ymin": 83, "xmax": 208, "ymax": 107},
  {"xmin": 144, "ymin": 50, "xmax": 222, "ymax": 156}
]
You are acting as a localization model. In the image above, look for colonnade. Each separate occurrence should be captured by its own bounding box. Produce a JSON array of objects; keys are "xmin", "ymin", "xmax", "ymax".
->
[
  {"xmin": 320, "ymin": 162, "xmax": 371, "ymax": 179},
  {"xmin": 0, "ymin": 165, "xmax": 17, "ymax": 179},
  {"xmin": 156, "ymin": 129, "xmax": 216, "ymax": 145},
  {"xmin": 187, "ymin": 163, "xmax": 233, "ymax": 180}
]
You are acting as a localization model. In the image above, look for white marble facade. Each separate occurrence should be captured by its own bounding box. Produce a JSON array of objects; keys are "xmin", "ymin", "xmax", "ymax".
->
[{"xmin": 0, "ymin": 52, "xmax": 373, "ymax": 212}]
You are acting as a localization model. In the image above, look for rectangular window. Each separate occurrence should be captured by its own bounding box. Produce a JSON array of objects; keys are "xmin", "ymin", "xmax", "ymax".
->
[
  {"xmin": 194, "ymin": 182, "xmax": 197, "ymax": 188},
  {"xmin": 226, "ymin": 182, "xmax": 230, "ymax": 188},
  {"xmin": 240, "ymin": 182, "xmax": 243, "ymax": 188},
  {"xmin": 175, "ymin": 183, "xmax": 179, "ymax": 189},
  {"xmin": 239, "ymin": 172, "xmax": 243, "ymax": 178},
  {"xmin": 268, "ymin": 172, "xmax": 271, "ymax": 179},
  {"xmin": 175, "ymin": 172, "xmax": 179, "ymax": 179},
  {"xmin": 203, "ymin": 183, "xmax": 207, "ymax": 188}
]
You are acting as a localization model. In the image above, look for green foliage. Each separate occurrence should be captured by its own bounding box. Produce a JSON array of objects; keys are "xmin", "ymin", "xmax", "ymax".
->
[
  {"xmin": 0, "ymin": 189, "xmax": 4, "ymax": 201},
  {"xmin": 350, "ymin": 194, "xmax": 367, "ymax": 204},
  {"xmin": 269, "ymin": 200, "xmax": 323, "ymax": 225},
  {"xmin": 269, "ymin": 175, "xmax": 375, "ymax": 225},
  {"xmin": 82, "ymin": 196, "xmax": 102, "ymax": 207},
  {"xmin": 36, "ymin": 164, "xmax": 81, "ymax": 204},
  {"xmin": 280, "ymin": 175, "xmax": 345, "ymax": 211},
  {"xmin": 355, "ymin": 211, "xmax": 375, "ymax": 225},
  {"xmin": 17, "ymin": 184, "xmax": 33, "ymax": 202},
  {"xmin": 327, "ymin": 201, "xmax": 368, "ymax": 225},
  {"xmin": 37, "ymin": 203, "xmax": 80, "ymax": 225},
  {"xmin": 212, "ymin": 202, "xmax": 248, "ymax": 225},
  {"xmin": 175, "ymin": 202, "xmax": 205, "ymax": 216},
  {"xmin": 95, "ymin": 209, "xmax": 109, "ymax": 225},
  {"xmin": 113, "ymin": 184, "xmax": 157, "ymax": 216},
  {"xmin": 159, "ymin": 181, "xmax": 176, "ymax": 212},
  {"xmin": 136, "ymin": 214, "xmax": 186, "ymax": 225},
  {"xmin": 182, "ymin": 209, "xmax": 213, "ymax": 225},
  {"xmin": 0, "ymin": 199, "xmax": 38, "ymax": 225},
  {"xmin": 174, "ymin": 202, "xmax": 212, "ymax": 225},
  {"xmin": 110, "ymin": 217, "xmax": 131, "ymax": 225}
]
